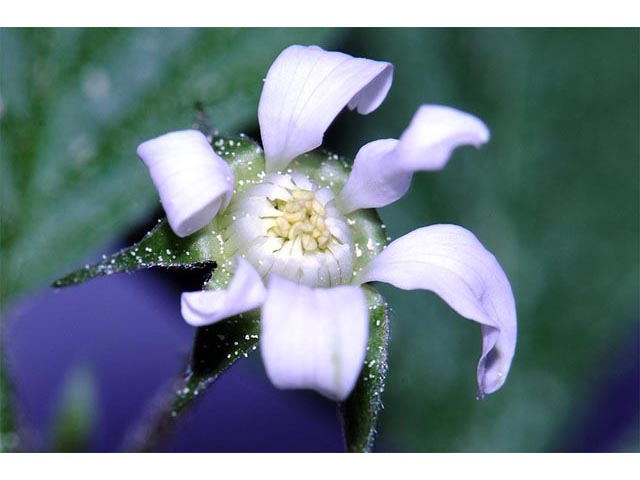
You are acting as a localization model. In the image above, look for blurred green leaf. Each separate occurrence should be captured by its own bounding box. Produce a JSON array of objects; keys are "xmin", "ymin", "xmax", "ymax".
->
[
  {"xmin": 0, "ymin": 27, "xmax": 341, "ymax": 306},
  {"xmin": 51, "ymin": 365, "xmax": 98, "ymax": 452},
  {"xmin": 0, "ymin": 356, "xmax": 20, "ymax": 452},
  {"xmin": 340, "ymin": 285, "xmax": 391, "ymax": 453},
  {"xmin": 335, "ymin": 28, "xmax": 639, "ymax": 452}
]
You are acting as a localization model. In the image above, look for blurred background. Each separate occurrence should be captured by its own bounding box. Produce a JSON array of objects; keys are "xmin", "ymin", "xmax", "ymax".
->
[{"xmin": 1, "ymin": 28, "xmax": 638, "ymax": 452}]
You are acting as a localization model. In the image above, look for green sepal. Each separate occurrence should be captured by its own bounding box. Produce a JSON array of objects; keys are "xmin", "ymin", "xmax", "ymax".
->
[
  {"xmin": 340, "ymin": 285, "xmax": 391, "ymax": 453},
  {"xmin": 0, "ymin": 358, "xmax": 20, "ymax": 452},
  {"xmin": 174, "ymin": 311, "xmax": 260, "ymax": 413},
  {"xmin": 52, "ymin": 219, "xmax": 219, "ymax": 288},
  {"xmin": 127, "ymin": 310, "xmax": 260, "ymax": 452}
]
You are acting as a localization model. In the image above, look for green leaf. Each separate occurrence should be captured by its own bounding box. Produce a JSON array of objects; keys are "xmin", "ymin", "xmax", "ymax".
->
[
  {"xmin": 51, "ymin": 366, "xmax": 98, "ymax": 452},
  {"xmin": 0, "ymin": 356, "xmax": 20, "ymax": 452},
  {"xmin": 52, "ymin": 219, "xmax": 217, "ymax": 288},
  {"xmin": 340, "ymin": 285, "xmax": 391, "ymax": 453},
  {"xmin": 126, "ymin": 311, "xmax": 260, "ymax": 452},
  {"xmin": 1, "ymin": 27, "xmax": 341, "ymax": 307}
]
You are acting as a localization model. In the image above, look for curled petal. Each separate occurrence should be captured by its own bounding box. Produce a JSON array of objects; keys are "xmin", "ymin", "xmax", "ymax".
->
[
  {"xmin": 181, "ymin": 258, "xmax": 266, "ymax": 327},
  {"xmin": 137, "ymin": 130, "xmax": 234, "ymax": 237},
  {"xmin": 260, "ymin": 276, "xmax": 369, "ymax": 401},
  {"xmin": 338, "ymin": 105, "xmax": 489, "ymax": 213},
  {"xmin": 337, "ymin": 138, "xmax": 408, "ymax": 213},
  {"xmin": 356, "ymin": 224, "xmax": 516, "ymax": 396},
  {"xmin": 258, "ymin": 45, "xmax": 393, "ymax": 173}
]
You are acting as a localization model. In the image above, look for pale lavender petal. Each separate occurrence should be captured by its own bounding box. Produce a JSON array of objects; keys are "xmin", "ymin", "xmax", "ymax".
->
[
  {"xmin": 137, "ymin": 130, "xmax": 234, "ymax": 237},
  {"xmin": 337, "ymin": 138, "xmax": 408, "ymax": 213},
  {"xmin": 260, "ymin": 275, "xmax": 369, "ymax": 401},
  {"xmin": 181, "ymin": 257, "xmax": 266, "ymax": 327},
  {"xmin": 356, "ymin": 224, "xmax": 516, "ymax": 395},
  {"xmin": 258, "ymin": 45, "xmax": 393, "ymax": 173},
  {"xmin": 338, "ymin": 105, "xmax": 489, "ymax": 213}
]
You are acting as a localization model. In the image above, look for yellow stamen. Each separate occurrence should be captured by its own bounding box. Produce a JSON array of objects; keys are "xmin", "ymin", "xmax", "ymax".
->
[{"xmin": 268, "ymin": 188, "xmax": 334, "ymax": 253}]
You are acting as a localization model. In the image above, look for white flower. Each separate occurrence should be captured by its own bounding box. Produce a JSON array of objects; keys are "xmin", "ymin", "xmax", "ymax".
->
[{"xmin": 136, "ymin": 45, "xmax": 517, "ymax": 401}]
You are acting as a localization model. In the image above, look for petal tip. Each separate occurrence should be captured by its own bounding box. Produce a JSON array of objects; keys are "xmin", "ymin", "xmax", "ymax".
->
[
  {"xmin": 136, "ymin": 129, "xmax": 234, "ymax": 238},
  {"xmin": 180, "ymin": 257, "xmax": 266, "ymax": 327},
  {"xmin": 360, "ymin": 224, "xmax": 516, "ymax": 395},
  {"xmin": 260, "ymin": 277, "xmax": 369, "ymax": 401}
]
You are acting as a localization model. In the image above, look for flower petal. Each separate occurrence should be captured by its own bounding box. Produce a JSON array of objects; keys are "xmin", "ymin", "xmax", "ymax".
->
[
  {"xmin": 181, "ymin": 257, "xmax": 266, "ymax": 327},
  {"xmin": 258, "ymin": 45, "xmax": 393, "ymax": 173},
  {"xmin": 338, "ymin": 105, "xmax": 489, "ymax": 213},
  {"xmin": 356, "ymin": 224, "xmax": 516, "ymax": 396},
  {"xmin": 137, "ymin": 130, "xmax": 234, "ymax": 237},
  {"xmin": 260, "ymin": 275, "xmax": 369, "ymax": 401}
]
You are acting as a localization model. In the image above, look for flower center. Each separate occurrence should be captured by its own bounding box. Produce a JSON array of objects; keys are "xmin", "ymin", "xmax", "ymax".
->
[
  {"xmin": 268, "ymin": 189, "xmax": 332, "ymax": 253},
  {"xmin": 220, "ymin": 173, "xmax": 354, "ymax": 288}
]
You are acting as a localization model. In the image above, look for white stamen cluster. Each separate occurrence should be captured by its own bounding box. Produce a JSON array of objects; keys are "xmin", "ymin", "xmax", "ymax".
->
[
  {"xmin": 269, "ymin": 189, "xmax": 332, "ymax": 253},
  {"xmin": 221, "ymin": 173, "xmax": 354, "ymax": 287}
]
